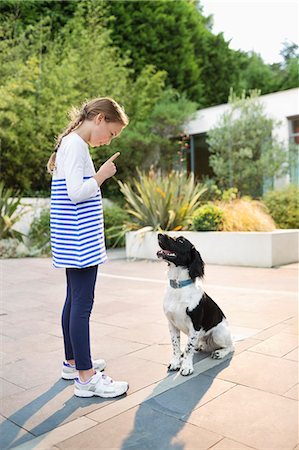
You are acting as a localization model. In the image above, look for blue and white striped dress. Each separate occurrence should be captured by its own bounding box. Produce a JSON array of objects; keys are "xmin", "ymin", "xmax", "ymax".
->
[{"xmin": 50, "ymin": 133, "xmax": 107, "ymax": 268}]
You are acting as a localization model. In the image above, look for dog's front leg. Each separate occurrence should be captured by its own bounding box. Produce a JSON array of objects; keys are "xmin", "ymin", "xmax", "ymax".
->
[
  {"xmin": 168, "ymin": 321, "xmax": 182, "ymax": 371},
  {"xmin": 180, "ymin": 330, "xmax": 202, "ymax": 376}
]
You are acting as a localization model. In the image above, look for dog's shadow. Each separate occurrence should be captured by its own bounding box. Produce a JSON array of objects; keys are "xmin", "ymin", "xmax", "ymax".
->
[{"xmin": 120, "ymin": 353, "xmax": 233, "ymax": 450}]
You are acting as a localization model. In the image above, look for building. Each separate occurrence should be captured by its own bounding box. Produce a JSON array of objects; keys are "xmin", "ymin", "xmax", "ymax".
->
[{"xmin": 186, "ymin": 88, "xmax": 299, "ymax": 189}]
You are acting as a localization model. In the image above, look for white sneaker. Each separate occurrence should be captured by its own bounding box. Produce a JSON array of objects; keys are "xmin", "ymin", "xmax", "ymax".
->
[
  {"xmin": 74, "ymin": 371, "xmax": 129, "ymax": 398},
  {"xmin": 61, "ymin": 359, "xmax": 106, "ymax": 380}
]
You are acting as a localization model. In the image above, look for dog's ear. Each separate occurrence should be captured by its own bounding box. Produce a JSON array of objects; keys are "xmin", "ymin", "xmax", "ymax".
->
[{"xmin": 188, "ymin": 247, "xmax": 204, "ymax": 280}]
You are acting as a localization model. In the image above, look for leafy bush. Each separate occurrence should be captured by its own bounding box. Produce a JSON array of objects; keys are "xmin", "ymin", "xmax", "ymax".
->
[
  {"xmin": 263, "ymin": 185, "xmax": 299, "ymax": 229},
  {"xmin": 0, "ymin": 181, "xmax": 25, "ymax": 241},
  {"xmin": 28, "ymin": 209, "xmax": 51, "ymax": 256},
  {"xmin": 220, "ymin": 198, "xmax": 276, "ymax": 231},
  {"xmin": 118, "ymin": 170, "xmax": 206, "ymax": 231},
  {"xmin": 104, "ymin": 204, "xmax": 130, "ymax": 248},
  {"xmin": 192, "ymin": 203, "xmax": 224, "ymax": 231},
  {"xmin": 0, "ymin": 238, "xmax": 29, "ymax": 258}
]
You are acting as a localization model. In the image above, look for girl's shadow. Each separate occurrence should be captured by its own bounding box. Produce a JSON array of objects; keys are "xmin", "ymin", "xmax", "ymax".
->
[{"xmin": 0, "ymin": 379, "xmax": 114, "ymax": 450}]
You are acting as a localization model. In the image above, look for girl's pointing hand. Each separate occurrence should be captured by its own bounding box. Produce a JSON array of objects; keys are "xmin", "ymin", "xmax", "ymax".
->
[{"xmin": 94, "ymin": 152, "xmax": 120, "ymax": 186}]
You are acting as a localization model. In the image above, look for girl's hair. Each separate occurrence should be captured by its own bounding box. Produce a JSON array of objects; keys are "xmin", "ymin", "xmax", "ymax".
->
[{"xmin": 47, "ymin": 97, "xmax": 129, "ymax": 173}]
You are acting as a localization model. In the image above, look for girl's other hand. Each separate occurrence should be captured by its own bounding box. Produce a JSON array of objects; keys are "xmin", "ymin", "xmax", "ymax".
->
[{"xmin": 93, "ymin": 152, "xmax": 120, "ymax": 186}]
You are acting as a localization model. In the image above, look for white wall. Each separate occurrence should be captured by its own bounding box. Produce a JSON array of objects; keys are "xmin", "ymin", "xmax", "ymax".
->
[
  {"xmin": 186, "ymin": 88, "xmax": 299, "ymax": 188},
  {"xmin": 187, "ymin": 88, "xmax": 299, "ymax": 142}
]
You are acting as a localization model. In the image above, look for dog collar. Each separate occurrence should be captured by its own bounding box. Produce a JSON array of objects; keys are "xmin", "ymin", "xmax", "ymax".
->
[{"xmin": 169, "ymin": 279, "xmax": 194, "ymax": 289}]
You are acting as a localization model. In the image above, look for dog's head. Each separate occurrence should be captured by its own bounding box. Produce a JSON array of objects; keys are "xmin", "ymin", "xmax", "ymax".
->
[{"xmin": 157, "ymin": 233, "xmax": 204, "ymax": 280}]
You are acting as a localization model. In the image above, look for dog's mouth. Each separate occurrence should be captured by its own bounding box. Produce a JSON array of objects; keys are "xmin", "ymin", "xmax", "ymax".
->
[{"xmin": 157, "ymin": 249, "xmax": 176, "ymax": 259}]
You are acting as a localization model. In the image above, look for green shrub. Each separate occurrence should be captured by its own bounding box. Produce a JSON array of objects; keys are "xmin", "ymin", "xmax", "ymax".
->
[
  {"xmin": 28, "ymin": 209, "xmax": 51, "ymax": 256},
  {"xmin": 263, "ymin": 185, "xmax": 299, "ymax": 229},
  {"xmin": 192, "ymin": 203, "xmax": 224, "ymax": 231},
  {"xmin": 118, "ymin": 170, "xmax": 206, "ymax": 231},
  {"xmin": 104, "ymin": 204, "xmax": 130, "ymax": 248},
  {"xmin": 0, "ymin": 181, "xmax": 25, "ymax": 241}
]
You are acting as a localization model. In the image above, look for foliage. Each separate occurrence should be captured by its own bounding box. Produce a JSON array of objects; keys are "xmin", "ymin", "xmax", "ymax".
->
[
  {"xmin": 0, "ymin": 181, "xmax": 25, "ymax": 241},
  {"xmin": 192, "ymin": 203, "xmax": 224, "ymax": 231},
  {"xmin": 103, "ymin": 0, "xmax": 242, "ymax": 106},
  {"xmin": 220, "ymin": 198, "xmax": 276, "ymax": 231},
  {"xmin": 263, "ymin": 185, "xmax": 299, "ymax": 229},
  {"xmin": 207, "ymin": 90, "xmax": 288, "ymax": 197},
  {"xmin": 104, "ymin": 204, "xmax": 130, "ymax": 248},
  {"xmin": 0, "ymin": 238, "xmax": 29, "ymax": 258},
  {"xmin": 28, "ymin": 209, "xmax": 51, "ymax": 255},
  {"xmin": 118, "ymin": 170, "xmax": 206, "ymax": 231},
  {"xmin": 0, "ymin": 4, "xmax": 196, "ymax": 197}
]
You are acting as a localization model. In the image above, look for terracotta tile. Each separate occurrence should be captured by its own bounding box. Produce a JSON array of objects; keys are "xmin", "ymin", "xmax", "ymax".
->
[
  {"xmin": 248, "ymin": 333, "xmax": 298, "ymax": 357},
  {"xmin": 188, "ymin": 385, "xmax": 298, "ymax": 449},
  {"xmin": 234, "ymin": 338, "xmax": 261, "ymax": 355},
  {"xmin": 204, "ymin": 351, "xmax": 298, "ymax": 395}
]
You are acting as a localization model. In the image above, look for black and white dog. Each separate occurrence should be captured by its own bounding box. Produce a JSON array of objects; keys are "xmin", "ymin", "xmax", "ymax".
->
[{"xmin": 157, "ymin": 233, "xmax": 234, "ymax": 376}]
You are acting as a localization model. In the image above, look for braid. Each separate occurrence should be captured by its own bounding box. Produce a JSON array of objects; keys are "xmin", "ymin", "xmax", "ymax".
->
[
  {"xmin": 47, "ymin": 112, "xmax": 84, "ymax": 174},
  {"xmin": 54, "ymin": 115, "xmax": 84, "ymax": 152}
]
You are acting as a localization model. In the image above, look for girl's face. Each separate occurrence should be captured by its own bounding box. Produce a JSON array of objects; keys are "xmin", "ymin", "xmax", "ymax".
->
[{"xmin": 89, "ymin": 114, "xmax": 124, "ymax": 147}]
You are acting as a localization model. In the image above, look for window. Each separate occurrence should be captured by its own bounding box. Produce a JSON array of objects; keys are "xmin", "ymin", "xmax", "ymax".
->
[{"xmin": 288, "ymin": 116, "xmax": 299, "ymax": 185}]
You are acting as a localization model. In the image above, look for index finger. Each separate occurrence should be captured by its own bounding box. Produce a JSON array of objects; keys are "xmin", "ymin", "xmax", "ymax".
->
[{"xmin": 107, "ymin": 152, "xmax": 120, "ymax": 162}]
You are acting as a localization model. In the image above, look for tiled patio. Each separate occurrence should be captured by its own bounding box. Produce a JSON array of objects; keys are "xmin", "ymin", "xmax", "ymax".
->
[{"xmin": 0, "ymin": 252, "xmax": 298, "ymax": 450}]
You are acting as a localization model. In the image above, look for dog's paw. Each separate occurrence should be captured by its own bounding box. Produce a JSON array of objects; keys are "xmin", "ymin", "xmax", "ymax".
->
[
  {"xmin": 168, "ymin": 360, "xmax": 181, "ymax": 371},
  {"xmin": 180, "ymin": 364, "xmax": 194, "ymax": 376},
  {"xmin": 211, "ymin": 349, "xmax": 225, "ymax": 359}
]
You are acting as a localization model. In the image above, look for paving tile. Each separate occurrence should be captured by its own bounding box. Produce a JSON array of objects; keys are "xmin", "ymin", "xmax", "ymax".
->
[
  {"xmin": 57, "ymin": 404, "xmax": 222, "ymax": 450},
  {"xmin": 0, "ymin": 414, "xmax": 34, "ymax": 450},
  {"xmin": 284, "ymin": 347, "xmax": 299, "ymax": 361},
  {"xmin": 1, "ymin": 350, "xmax": 63, "ymax": 389},
  {"xmin": 188, "ymin": 385, "xmax": 298, "ymax": 450},
  {"xmin": 107, "ymin": 322, "xmax": 171, "ymax": 345},
  {"xmin": 0, "ymin": 379, "xmax": 116, "ymax": 443},
  {"xmin": 210, "ymin": 438, "xmax": 256, "ymax": 450},
  {"xmin": 144, "ymin": 373, "xmax": 235, "ymax": 420},
  {"xmin": 0, "ymin": 378, "xmax": 25, "ymax": 399},
  {"xmin": 88, "ymin": 336, "xmax": 147, "ymax": 362},
  {"xmin": 204, "ymin": 350, "xmax": 298, "ymax": 395},
  {"xmin": 233, "ymin": 338, "xmax": 261, "ymax": 355},
  {"xmin": 284, "ymin": 384, "xmax": 299, "ymax": 401},
  {"xmin": 283, "ymin": 316, "xmax": 299, "ymax": 335},
  {"xmin": 102, "ymin": 355, "xmax": 169, "ymax": 393},
  {"xmin": 11, "ymin": 417, "xmax": 98, "ymax": 450},
  {"xmin": 248, "ymin": 332, "xmax": 298, "ymax": 357},
  {"xmin": 253, "ymin": 322, "xmax": 291, "ymax": 340}
]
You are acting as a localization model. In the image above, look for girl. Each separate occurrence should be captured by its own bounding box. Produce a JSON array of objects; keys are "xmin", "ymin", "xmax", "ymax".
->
[{"xmin": 47, "ymin": 97, "xmax": 129, "ymax": 398}]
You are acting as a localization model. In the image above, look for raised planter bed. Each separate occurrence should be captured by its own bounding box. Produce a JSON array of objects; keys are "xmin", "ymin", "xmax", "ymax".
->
[{"xmin": 126, "ymin": 230, "xmax": 299, "ymax": 268}]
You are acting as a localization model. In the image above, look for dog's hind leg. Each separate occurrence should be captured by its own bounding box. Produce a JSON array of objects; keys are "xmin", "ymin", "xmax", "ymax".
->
[
  {"xmin": 210, "ymin": 321, "xmax": 235, "ymax": 359},
  {"xmin": 168, "ymin": 322, "xmax": 182, "ymax": 371}
]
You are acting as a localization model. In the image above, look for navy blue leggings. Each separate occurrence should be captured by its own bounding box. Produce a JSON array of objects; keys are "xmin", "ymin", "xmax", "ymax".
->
[{"xmin": 62, "ymin": 265, "xmax": 98, "ymax": 370}]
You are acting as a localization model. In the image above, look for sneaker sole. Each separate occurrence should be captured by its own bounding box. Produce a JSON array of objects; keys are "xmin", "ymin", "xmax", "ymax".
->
[
  {"xmin": 74, "ymin": 384, "xmax": 129, "ymax": 398},
  {"xmin": 61, "ymin": 362, "xmax": 107, "ymax": 380}
]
